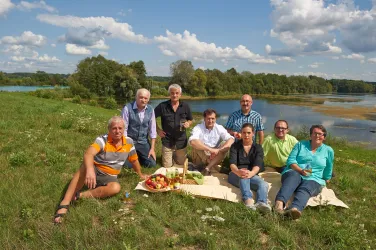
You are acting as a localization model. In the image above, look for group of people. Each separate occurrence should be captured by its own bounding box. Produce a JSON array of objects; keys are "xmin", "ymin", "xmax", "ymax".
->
[{"xmin": 54, "ymin": 84, "xmax": 334, "ymax": 223}]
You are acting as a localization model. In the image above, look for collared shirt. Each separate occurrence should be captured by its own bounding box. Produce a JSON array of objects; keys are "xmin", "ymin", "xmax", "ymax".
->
[
  {"xmin": 283, "ymin": 140, "xmax": 334, "ymax": 186},
  {"xmin": 91, "ymin": 134, "xmax": 138, "ymax": 176},
  {"xmin": 225, "ymin": 109, "xmax": 264, "ymax": 143},
  {"xmin": 229, "ymin": 140, "xmax": 265, "ymax": 173},
  {"xmin": 154, "ymin": 100, "xmax": 193, "ymax": 149},
  {"xmin": 262, "ymin": 133, "xmax": 298, "ymax": 168},
  {"xmin": 121, "ymin": 102, "xmax": 157, "ymax": 139},
  {"xmin": 188, "ymin": 122, "xmax": 234, "ymax": 148}
]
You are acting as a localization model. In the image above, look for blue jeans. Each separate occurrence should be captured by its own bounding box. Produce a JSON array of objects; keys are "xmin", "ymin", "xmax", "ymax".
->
[
  {"xmin": 228, "ymin": 171, "xmax": 269, "ymax": 203},
  {"xmin": 125, "ymin": 142, "xmax": 156, "ymax": 168},
  {"xmin": 275, "ymin": 170, "xmax": 322, "ymax": 211}
]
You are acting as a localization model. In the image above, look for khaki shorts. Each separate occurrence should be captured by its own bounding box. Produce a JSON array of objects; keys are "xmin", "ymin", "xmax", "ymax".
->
[
  {"xmin": 191, "ymin": 147, "xmax": 210, "ymax": 166},
  {"xmin": 162, "ymin": 145, "xmax": 187, "ymax": 168}
]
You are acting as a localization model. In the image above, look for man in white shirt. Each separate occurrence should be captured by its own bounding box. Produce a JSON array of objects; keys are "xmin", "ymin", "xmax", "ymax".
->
[{"xmin": 189, "ymin": 109, "xmax": 235, "ymax": 175}]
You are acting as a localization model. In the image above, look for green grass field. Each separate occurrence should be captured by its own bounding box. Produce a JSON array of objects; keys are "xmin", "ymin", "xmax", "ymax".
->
[{"xmin": 1, "ymin": 92, "xmax": 375, "ymax": 249}]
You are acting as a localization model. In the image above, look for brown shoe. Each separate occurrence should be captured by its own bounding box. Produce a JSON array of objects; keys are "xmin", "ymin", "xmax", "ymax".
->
[
  {"xmin": 274, "ymin": 200, "xmax": 284, "ymax": 215},
  {"xmin": 284, "ymin": 207, "xmax": 302, "ymax": 220}
]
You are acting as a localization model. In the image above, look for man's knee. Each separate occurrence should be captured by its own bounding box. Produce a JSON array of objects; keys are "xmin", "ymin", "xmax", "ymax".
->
[{"xmin": 107, "ymin": 182, "xmax": 121, "ymax": 194}]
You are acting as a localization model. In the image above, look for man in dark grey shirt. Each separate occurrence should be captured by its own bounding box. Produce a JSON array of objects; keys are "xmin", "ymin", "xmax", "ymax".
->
[{"xmin": 154, "ymin": 84, "xmax": 193, "ymax": 167}]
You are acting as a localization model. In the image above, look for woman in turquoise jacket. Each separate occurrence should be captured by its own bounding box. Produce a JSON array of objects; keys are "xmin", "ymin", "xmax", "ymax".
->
[{"xmin": 274, "ymin": 125, "xmax": 334, "ymax": 219}]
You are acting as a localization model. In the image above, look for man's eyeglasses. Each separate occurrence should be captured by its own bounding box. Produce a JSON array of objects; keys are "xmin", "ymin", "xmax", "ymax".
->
[
  {"xmin": 313, "ymin": 132, "xmax": 326, "ymax": 137},
  {"xmin": 275, "ymin": 127, "xmax": 288, "ymax": 131}
]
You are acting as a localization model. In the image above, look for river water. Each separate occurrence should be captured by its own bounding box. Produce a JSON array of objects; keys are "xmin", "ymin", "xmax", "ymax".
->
[
  {"xmin": 150, "ymin": 94, "xmax": 376, "ymax": 148},
  {"xmin": 2, "ymin": 86, "xmax": 375, "ymax": 148}
]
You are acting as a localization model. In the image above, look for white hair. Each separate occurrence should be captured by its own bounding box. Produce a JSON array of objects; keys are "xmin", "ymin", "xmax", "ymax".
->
[
  {"xmin": 135, "ymin": 88, "xmax": 151, "ymax": 99},
  {"xmin": 168, "ymin": 84, "xmax": 182, "ymax": 94},
  {"xmin": 107, "ymin": 116, "xmax": 125, "ymax": 130}
]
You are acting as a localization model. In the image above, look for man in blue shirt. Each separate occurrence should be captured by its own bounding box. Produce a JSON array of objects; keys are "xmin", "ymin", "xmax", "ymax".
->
[{"xmin": 225, "ymin": 94, "xmax": 264, "ymax": 144}]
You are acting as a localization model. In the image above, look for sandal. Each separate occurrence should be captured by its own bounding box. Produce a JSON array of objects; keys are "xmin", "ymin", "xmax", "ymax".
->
[
  {"xmin": 72, "ymin": 191, "xmax": 80, "ymax": 203},
  {"xmin": 54, "ymin": 204, "xmax": 69, "ymax": 224}
]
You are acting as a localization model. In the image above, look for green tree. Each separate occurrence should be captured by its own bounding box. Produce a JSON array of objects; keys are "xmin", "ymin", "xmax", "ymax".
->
[{"xmin": 170, "ymin": 60, "xmax": 195, "ymax": 92}]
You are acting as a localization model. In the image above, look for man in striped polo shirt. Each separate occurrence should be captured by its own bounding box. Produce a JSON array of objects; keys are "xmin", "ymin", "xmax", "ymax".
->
[
  {"xmin": 225, "ymin": 94, "xmax": 264, "ymax": 144},
  {"xmin": 54, "ymin": 116, "xmax": 148, "ymax": 224}
]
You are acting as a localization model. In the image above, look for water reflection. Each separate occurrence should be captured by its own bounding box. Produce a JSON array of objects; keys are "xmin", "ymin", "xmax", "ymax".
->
[{"xmin": 150, "ymin": 97, "xmax": 376, "ymax": 148}]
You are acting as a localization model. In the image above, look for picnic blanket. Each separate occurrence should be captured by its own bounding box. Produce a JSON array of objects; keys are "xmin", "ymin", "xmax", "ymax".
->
[{"xmin": 135, "ymin": 167, "xmax": 348, "ymax": 208}]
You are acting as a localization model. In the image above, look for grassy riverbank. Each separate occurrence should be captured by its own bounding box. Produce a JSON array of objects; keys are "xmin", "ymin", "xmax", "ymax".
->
[{"xmin": 1, "ymin": 92, "xmax": 375, "ymax": 249}]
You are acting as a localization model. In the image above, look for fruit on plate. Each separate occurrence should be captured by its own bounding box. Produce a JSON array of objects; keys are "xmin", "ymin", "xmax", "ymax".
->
[{"xmin": 145, "ymin": 174, "xmax": 169, "ymax": 190}]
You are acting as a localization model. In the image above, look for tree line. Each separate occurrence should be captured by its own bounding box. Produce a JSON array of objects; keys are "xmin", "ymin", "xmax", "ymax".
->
[
  {"xmin": 1, "ymin": 56, "xmax": 375, "ymax": 100},
  {"xmin": 0, "ymin": 71, "xmax": 69, "ymax": 86}
]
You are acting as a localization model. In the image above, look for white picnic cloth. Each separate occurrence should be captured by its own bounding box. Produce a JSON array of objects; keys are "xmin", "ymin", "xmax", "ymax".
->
[{"xmin": 134, "ymin": 167, "xmax": 348, "ymax": 208}]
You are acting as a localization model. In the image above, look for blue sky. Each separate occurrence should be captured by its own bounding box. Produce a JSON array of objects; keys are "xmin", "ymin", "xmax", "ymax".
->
[{"xmin": 1, "ymin": 0, "xmax": 376, "ymax": 81}]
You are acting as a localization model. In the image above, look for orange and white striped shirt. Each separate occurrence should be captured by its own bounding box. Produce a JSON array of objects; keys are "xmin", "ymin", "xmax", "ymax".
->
[{"xmin": 91, "ymin": 134, "xmax": 138, "ymax": 176}]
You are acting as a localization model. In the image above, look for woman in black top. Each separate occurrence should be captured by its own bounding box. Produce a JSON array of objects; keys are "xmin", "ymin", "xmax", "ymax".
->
[{"xmin": 228, "ymin": 123, "xmax": 271, "ymax": 213}]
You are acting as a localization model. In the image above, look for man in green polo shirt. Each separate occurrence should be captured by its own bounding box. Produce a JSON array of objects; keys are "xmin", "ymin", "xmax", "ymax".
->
[{"xmin": 262, "ymin": 120, "xmax": 298, "ymax": 173}]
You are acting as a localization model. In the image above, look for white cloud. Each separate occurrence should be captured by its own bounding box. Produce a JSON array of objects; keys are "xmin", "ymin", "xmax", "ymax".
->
[
  {"xmin": 117, "ymin": 9, "xmax": 132, "ymax": 17},
  {"xmin": 269, "ymin": 0, "xmax": 376, "ymax": 55},
  {"xmin": 17, "ymin": 1, "xmax": 57, "ymax": 13},
  {"xmin": 276, "ymin": 56, "xmax": 295, "ymax": 62},
  {"xmin": 265, "ymin": 44, "xmax": 272, "ymax": 54},
  {"xmin": 98, "ymin": 51, "xmax": 108, "ymax": 56},
  {"xmin": 160, "ymin": 48, "xmax": 175, "ymax": 56},
  {"xmin": 0, "ymin": 0, "xmax": 14, "ymax": 16},
  {"xmin": 308, "ymin": 62, "xmax": 323, "ymax": 68},
  {"xmin": 332, "ymin": 56, "xmax": 340, "ymax": 60},
  {"xmin": 59, "ymin": 27, "xmax": 111, "ymax": 49},
  {"xmin": 37, "ymin": 54, "xmax": 60, "ymax": 62},
  {"xmin": 88, "ymin": 39, "xmax": 109, "ymax": 50},
  {"xmin": 0, "ymin": 31, "xmax": 47, "ymax": 47},
  {"xmin": 65, "ymin": 43, "xmax": 92, "ymax": 55},
  {"xmin": 154, "ymin": 30, "xmax": 275, "ymax": 64},
  {"xmin": 51, "ymin": 43, "xmax": 56, "ymax": 47},
  {"xmin": 10, "ymin": 56, "xmax": 25, "ymax": 62},
  {"xmin": 37, "ymin": 14, "xmax": 149, "ymax": 44},
  {"xmin": 368, "ymin": 58, "xmax": 376, "ymax": 63},
  {"xmin": 342, "ymin": 53, "xmax": 365, "ymax": 60}
]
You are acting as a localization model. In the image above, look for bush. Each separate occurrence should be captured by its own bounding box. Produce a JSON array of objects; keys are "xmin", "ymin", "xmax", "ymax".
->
[
  {"xmin": 103, "ymin": 97, "xmax": 118, "ymax": 109},
  {"xmin": 72, "ymin": 95, "xmax": 82, "ymax": 104},
  {"xmin": 88, "ymin": 99, "xmax": 98, "ymax": 106}
]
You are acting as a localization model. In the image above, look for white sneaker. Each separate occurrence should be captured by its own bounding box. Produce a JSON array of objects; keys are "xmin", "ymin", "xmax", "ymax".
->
[
  {"xmin": 245, "ymin": 204, "xmax": 256, "ymax": 211},
  {"xmin": 255, "ymin": 202, "xmax": 272, "ymax": 214}
]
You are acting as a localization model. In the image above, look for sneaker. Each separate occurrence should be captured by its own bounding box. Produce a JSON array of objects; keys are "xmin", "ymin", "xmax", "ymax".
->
[
  {"xmin": 284, "ymin": 207, "xmax": 302, "ymax": 220},
  {"xmin": 244, "ymin": 199, "xmax": 256, "ymax": 210},
  {"xmin": 245, "ymin": 204, "xmax": 256, "ymax": 211},
  {"xmin": 255, "ymin": 202, "xmax": 272, "ymax": 214}
]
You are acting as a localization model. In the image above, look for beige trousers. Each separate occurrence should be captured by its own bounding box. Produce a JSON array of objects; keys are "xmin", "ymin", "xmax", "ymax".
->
[{"xmin": 162, "ymin": 145, "xmax": 187, "ymax": 168}]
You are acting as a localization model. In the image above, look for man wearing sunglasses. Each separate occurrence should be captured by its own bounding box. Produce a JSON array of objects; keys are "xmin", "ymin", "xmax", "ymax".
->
[{"xmin": 262, "ymin": 120, "xmax": 298, "ymax": 173}]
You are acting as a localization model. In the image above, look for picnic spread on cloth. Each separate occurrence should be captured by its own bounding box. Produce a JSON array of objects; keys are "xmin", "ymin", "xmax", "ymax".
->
[{"xmin": 135, "ymin": 166, "xmax": 348, "ymax": 209}]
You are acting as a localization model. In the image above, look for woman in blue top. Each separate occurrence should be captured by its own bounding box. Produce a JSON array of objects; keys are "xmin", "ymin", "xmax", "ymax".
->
[{"xmin": 274, "ymin": 125, "xmax": 334, "ymax": 219}]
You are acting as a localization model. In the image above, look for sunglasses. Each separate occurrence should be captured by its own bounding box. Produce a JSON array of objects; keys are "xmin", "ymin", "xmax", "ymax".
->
[{"xmin": 275, "ymin": 127, "xmax": 288, "ymax": 131}]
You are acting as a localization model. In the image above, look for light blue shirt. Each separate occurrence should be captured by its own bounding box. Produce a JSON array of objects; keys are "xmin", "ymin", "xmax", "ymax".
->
[{"xmin": 283, "ymin": 140, "xmax": 334, "ymax": 186}]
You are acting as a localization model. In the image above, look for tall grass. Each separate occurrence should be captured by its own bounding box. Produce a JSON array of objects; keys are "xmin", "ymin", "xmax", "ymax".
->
[{"xmin": 0, "ymin": 92, "xmax": 375, "ymax": 249}]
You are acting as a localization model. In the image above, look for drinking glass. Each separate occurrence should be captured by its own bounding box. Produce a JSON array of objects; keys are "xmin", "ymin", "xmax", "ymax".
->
[{"xmin": 180, "ymin": 119, "xmax": 186, "ymax": 131}]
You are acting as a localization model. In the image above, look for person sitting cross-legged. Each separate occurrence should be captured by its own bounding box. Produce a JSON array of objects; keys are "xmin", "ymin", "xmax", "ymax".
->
[
  {"xmin": 227, "ymin": 123, "xmax": 271, "ymax": 213},
  {"xmin": 53, "ymin": 116, "xmax": 148, "ymax": 224},
  {"xmin": 188, "ymin": 108, "xmax": 234, "ymax": 175}
]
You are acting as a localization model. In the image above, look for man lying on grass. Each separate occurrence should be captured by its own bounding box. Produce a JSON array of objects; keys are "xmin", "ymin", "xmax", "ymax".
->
[{"xmin": 54, "ymin": 116, "xmax": 149, "ymax": 224}]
